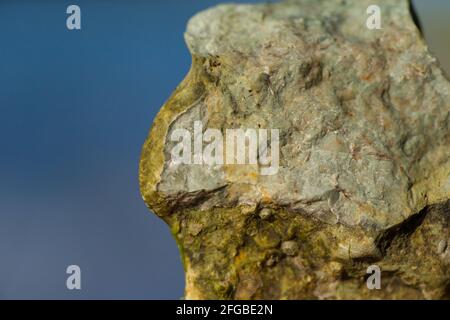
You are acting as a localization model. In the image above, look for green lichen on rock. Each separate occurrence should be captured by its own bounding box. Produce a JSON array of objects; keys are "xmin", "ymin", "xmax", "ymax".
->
[{"xmin": 140, "ymin": 0, "xmax": 450, "ymax": 299}]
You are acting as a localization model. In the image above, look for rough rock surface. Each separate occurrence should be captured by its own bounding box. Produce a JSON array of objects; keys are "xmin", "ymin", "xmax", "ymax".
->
[{"xmin": 140, "ymin": 0, "xmax": 450, "ymax": 299}]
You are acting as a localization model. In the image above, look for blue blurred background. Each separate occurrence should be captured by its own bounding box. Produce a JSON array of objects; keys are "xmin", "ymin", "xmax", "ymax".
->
[{"xmin": 0, "ymin": 0, "xmax": 449, "ymax": 299}]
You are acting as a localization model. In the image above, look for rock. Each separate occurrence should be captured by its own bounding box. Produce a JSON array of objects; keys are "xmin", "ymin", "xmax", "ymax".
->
[
  {"xmin": 258, "ymin": 208, "xmax": 273, "ymax": 220},
  {"xmin": 281, "ymin": 241, "xmax": 299, "ymax": 256},
  {"xmin": 437, "ymin": 240, "xmax": 448, "ymax": 255},
  {"xmin": 140, "ymin": 0, "xmax": 450, "ymax": 299}
]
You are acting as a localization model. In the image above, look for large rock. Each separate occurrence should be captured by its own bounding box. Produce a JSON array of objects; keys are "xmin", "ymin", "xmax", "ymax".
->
[{"xmin": 140, "ymin": 0, "xmax": 450, "ymax": 299}]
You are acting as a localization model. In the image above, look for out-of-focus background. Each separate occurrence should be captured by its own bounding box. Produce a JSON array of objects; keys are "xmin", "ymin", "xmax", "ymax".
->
[
  {"xmin": 414, "ymin": 0, "xmax": 450, "ymax": 75},
  {"xmin": 0, "ymin": 0, "xmax": 448, "ymax": 299}
]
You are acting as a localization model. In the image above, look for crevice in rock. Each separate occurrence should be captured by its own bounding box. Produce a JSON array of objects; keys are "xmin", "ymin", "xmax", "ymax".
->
[
  {"xmin": 375, "ymin": 206, "xmax": 428, "ymax": 255},
  {"xmin": 409, "ymin": 0, "xmax": 423, "ymax": 34},
  {"xmin": 443, "ymin": 282, "xmax": 450, "ymax": 299}
]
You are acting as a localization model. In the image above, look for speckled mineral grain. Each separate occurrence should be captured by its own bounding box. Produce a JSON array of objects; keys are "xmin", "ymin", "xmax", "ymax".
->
[{"xmin": 140, "ymin": 0, "xmax": 450, "ymax": 299}]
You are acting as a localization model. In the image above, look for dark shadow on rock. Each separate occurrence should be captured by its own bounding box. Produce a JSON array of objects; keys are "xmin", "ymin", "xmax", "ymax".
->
[{"xmin": 409, "ymin": 0, "xmax": 423, "ymax": 33}]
